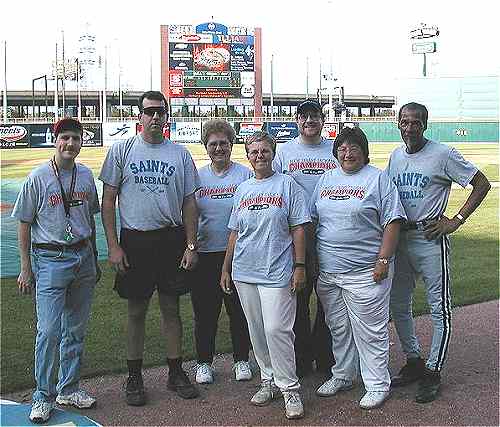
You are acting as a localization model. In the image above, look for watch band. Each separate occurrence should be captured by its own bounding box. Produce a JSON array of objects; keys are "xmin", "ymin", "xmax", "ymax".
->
[
  {"xmin": 377, "ymin": 257, "xmax": 389, "ymax": 265},
  {"xmin": 294, "ymin": 262, "xmax": 306, "ymax": 269},
  {"xmin": 455, "ymin": 213, "xmax": 465, "ymax": 224}
]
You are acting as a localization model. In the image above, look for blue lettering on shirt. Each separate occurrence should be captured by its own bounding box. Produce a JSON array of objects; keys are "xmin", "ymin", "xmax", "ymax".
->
[{"xmin": 392, "ymin": 172, "xmax": 430, "ymax": 200}]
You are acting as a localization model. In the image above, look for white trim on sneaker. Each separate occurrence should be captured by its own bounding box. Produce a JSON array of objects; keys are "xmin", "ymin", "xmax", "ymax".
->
[
  {"xmin": 195, "ymin": 363, "xmax": 215, "ymax": 384},
  {"xmin": 283, "ymin": 390, "xmax": 304, "ymax": 419},
  {"xmin": 29, "ymin": 400, "xmax": 54, "ymax": 423},
  {"xmin": 233, "ymin": 361, "xmax": 252, "ymax": 381},
  {"xmin": 316, "ymin": 377, "xmax": 354, "ymax": 397},
  {"xmin": 56, "ymin": 389, "xmax": 96, "ymax": 409},
  {"xmin": 359, "ymin": 391, "xmax": 390, "ymax": 409}
]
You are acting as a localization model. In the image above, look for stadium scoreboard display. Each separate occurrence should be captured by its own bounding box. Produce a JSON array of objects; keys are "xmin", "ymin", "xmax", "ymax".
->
[{"xmin": 161, "ymin": 22, "xmax": 263, "ymax": 115}]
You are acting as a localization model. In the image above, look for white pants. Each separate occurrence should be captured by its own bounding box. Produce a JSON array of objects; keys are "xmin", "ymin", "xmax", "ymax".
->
[
  {"xmin": 234, "ymin": 282, "xmax": 299, "ymax": 391},
  {"xmin": 316, "ymin": 267, "xmax": 392, "ymax": 392}
]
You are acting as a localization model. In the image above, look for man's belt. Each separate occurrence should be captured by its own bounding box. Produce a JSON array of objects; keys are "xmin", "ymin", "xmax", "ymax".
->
[
  {"xmin": 402, "ymin": 217, "xmax": 439, "ymax": 231},
  {"xmin": 33, "ymin": 239, "xmax": 88, "ymax": 252}
]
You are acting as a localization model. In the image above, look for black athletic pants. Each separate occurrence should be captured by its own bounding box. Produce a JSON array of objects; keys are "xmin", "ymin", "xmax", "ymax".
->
[
  {"xmin": 190, "ymin": 251, "xmax": 251, "ymax": 364},
  {"xmin": 294, "ymin": 246, "xmax": 335, "ymax": 373}
]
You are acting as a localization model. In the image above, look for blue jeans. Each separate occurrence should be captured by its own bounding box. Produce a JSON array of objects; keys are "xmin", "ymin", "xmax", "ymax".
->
[{"xmin": 31, "ymin": 244, "xmax": 96, "ymax": 402}]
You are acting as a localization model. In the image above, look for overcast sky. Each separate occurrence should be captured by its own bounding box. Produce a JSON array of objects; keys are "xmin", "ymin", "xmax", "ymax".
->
[{"xmin": 1, "ymin": 0, "xmax": 499, "ymax": 96}]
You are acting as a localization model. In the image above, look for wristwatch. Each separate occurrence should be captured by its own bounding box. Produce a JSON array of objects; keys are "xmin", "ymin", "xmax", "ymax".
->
[
  {"xmin": 454, "ymin": 213, "xmax": 466, "ymax": 224},
  {"xmin": 377, "ymin": 257, "xmax": 389, "ymax": 265},
  {"xmin": 187, "ymin": 243, "xmax": 198, "ymax": 251}
]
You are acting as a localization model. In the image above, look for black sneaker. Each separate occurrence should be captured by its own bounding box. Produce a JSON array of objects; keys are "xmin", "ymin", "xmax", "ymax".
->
[
  {"xmin": 167, "ymin": 369, "xmax": 200, "ymax": 399},
  {"xmin": 416, "ymin": 369, "xmax": 441, "ymax": 403},
  {"xmin": 125, "ymin": 374, "xmax": 146, "ymax": 406},
  {"xmin": 391, "ymin": 357, "xmax": 426, "ymax": 387}
]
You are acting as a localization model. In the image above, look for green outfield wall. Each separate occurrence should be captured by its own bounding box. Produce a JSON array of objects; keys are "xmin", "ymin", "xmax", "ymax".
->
[{"xmin": 358, "ymin": 121, "xmax": 499, "ymax": 143}]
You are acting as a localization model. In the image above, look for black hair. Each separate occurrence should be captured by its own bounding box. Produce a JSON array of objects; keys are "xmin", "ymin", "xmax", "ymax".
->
[
  {"xmin": 398, "ymin": 102, "xmax": 428, "ymax": 126},
  {"xmin": 333, "ymin": 126, "xmax": 370, "ymax": 165},
  {"xmin": 138, "ymin": 91, "xmax": 169, "ymax": 113}
]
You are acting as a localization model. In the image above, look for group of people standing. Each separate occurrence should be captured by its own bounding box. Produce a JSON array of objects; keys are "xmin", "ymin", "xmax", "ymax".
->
[{"xmin": 13, "ymin": 91, "xmax": 490, "ymax": 423}]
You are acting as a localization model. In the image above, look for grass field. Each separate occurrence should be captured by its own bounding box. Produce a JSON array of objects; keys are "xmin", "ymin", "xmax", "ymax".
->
[
  {"xmin": 1, "ymin": 143, "xmax": 499, "ymax": 181},
  {"xmin": 1, "ymin": 143, "xmax": 498, "ymax": 393}
]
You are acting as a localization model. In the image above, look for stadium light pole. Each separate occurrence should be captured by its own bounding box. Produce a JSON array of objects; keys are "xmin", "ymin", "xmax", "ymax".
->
[
  {"xmin": 55, "ymin": 42, "xmax": 59, "ymax": 121},
  {"xmin": 270, "ymin": 53, "xmax": 274, "ymax": 120}
]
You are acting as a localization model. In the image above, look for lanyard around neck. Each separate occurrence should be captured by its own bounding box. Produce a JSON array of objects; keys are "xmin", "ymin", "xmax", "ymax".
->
[{"xmin": 51, "ymin": 157, "xmax": 77, "ymax": 218}]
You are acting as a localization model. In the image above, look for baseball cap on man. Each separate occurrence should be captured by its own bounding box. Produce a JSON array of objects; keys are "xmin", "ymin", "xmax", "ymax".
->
[
  {"xmin": 296, "ymin": 99, "xmax": 323, "ymax": 116},
  {"xmin": 53, "ymin": 118, "xmax": 83, "ymax": 138}
]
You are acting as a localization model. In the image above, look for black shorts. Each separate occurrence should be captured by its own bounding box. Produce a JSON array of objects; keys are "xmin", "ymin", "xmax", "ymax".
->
[{"xmin": 114, "ymin": 226, "xmax": 189, "ymax": 299}]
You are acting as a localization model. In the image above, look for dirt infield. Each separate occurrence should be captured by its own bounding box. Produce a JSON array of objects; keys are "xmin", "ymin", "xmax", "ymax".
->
[{"xmin": 4, "ymin": 300, "xmax": 498, "ymax": 426}]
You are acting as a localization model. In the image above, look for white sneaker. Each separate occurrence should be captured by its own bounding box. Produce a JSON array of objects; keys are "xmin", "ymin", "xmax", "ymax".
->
[
  {"xmin": 359, "ymin": 391, "xmax": 390, "ymax": 409},
  {"xmin": 195, "ymin": 363, "xmax": 214, "ymax": 384},
  {"xmin": 29, "ymin": 400, "xmax": 54, "ymax": 423},
  {"xmin": 316, "ymin": 377, "xmax": 354, "ymax": 397},
  {"xmin": 233, "ymin": 361, "xmax": 252, "ymax": 381},
  {"xmin": 283, "ymin": 391, "xmax": 304, "ymax": 419},
  {"xmin": 56, "ymin": 389, "xmax": 96, "ymax": 409},
  {"xmin": 250, "ymin": 380, "xmax": 280, "ymax": 406}
]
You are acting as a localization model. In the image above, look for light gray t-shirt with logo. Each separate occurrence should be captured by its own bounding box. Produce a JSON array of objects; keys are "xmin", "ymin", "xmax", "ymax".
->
[
  {"xmin": 386, "ymin": 140, "xmax": 478, "ymax": 222},
  {"xmin": 196, "ymin": 162, "xmax": 252, "ymax": 252},
  {"xmin": 273, "ymin": 136, "xmax": 338, "ymax": 203},
  {"xmin": 12, "ymin": 162, "xmax": 100, "ymax": 244},
  {"xmin": 310, "ymin": 164, "xmax": 406, "ymax": 274},
  {"xmin": 98, "ymin": 135, "xmax": 200, "ymax": 230},
  {"xmin": 228, "ymin": 172, "xmax": 310, "ymax": 287}
]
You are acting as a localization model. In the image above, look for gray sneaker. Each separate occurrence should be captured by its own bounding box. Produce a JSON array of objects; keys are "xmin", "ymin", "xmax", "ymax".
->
[
  {"xmin": 56, "ymin": 389, "xmax": 96, "ymax": 409},
  {"xmin": 250, "ymin": 380, "xmax": 280, "ymax": 406},
  {"xmin": 316, "ymin": 377, "xmax": 354, "ymax": 397},
  {"xmin": 283, "ymin": 390, "xmax": 304, "ymax": 419},
  {"xmin": 29, "ymin": 400, "xmax": 54, "ymax": 423}
]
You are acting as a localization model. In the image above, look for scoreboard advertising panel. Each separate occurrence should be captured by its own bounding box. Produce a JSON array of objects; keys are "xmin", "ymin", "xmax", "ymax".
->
[{"xmin": 161, "ymin": 22, "xmax": 262, "ymax": 115}]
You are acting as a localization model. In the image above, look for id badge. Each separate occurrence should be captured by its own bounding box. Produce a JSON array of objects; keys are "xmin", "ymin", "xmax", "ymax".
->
[{"xmin": 64, "ymin": 223, "xmax": 75, "ymax": 243}]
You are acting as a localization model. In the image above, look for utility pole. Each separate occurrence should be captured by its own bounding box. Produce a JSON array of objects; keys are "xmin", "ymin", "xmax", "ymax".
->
[
  {"xmin": 270, "ymin": 53, "xmax": 274, "ymax": 120},
  {"xmin": 62, "ymin": 30, "xmax": 66, "ymax": 116},
  {"xmin": 55, "ymin": 42, "xmax": 59, "ymax": 121},
  {"xmin": 306, "ymin": 56, "xmax": 309, "ymax": 99}
]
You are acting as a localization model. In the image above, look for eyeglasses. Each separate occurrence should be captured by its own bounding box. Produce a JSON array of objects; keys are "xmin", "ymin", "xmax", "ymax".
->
[
  {"xmin": 142, "ymin": 106, "xmax": 167, "ymax": 116},
  {"xmin": 207, "ymin": 140, "xmax": 231, "ymax": 149},
  {"xmin": 247, "ymin": 148, "xmax": 273, "ymax": 157},
  {"xmin": 298, "ymin": 113, "xmax": 323, "ymax": 122},
  {"xmin": 337, "ymin": 145, "xmax": 363, "ymax": 155}
]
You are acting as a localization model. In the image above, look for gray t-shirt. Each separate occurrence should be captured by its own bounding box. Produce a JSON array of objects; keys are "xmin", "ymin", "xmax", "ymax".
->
[
  {"xmin": 272, "ymin": 136, "xmax": 339, "ymax": 203},
  {"xmin": 310, "ymin": 164, "xmax": 406, "ymax": 274},
  {"xmin": 196, "ymin": 162, "xmax": 252, "ymax": 252},
  {"xmin": 228, "ymin": 172, "xmax": 310, "ymax": 287},
  {"xmin": 386, "ymin": 140, "xmax": 478, "ymax": 222},
  {"xmin": 12, "ymin": 161, "xmax": 100, "ymax": 245},
  {"xmin": 98, "ymin": 135, "xmax": 200, "ymax": 230}
]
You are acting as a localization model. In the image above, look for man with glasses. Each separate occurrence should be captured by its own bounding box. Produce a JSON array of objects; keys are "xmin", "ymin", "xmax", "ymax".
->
[
  {"xmin": 387, "ymin": 102, "xmax": 491, "ymax": 403},
  {"xmin": 100, "ymin": 91, "xmax": 201, "ymax": 406},
  {"xmin": 272, "ymin": 99, "xmax": 337, "ymax": 377},
  {"xmin": 13, "ymin": 118, "xmax": 100, "ymax": 423}
]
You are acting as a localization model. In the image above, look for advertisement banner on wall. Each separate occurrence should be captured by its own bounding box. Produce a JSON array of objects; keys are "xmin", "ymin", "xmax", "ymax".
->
[
  {"xmin": 169, "ymin": 43, "xmax": 193, "ymax": 71},
  {"xmin": 321, "ymin": 123, "xmax": 340, "ymax": 140},
  {"xmin": 82, "ymin": 123, "xmax": 103, "ymax": 147},
  {"xmin": 171, "ymin": 122, "xmax": 202, "ymax": 142},
  {"xmin": 29, "ymin": 124, "xmax": 54, "ymax": 148},
  {"xmin": 230, "ymin": 44, "xmax": 254, "ymax": 72},
  {"xmin": 266, "ymin": 122, "xmax": 299, "ymax": 142},
  {"xmin": 236, "ymin": 122, "xmax": 263, "ymax": 141},
  {"xmin": 0, "ymin": 124, "xmax": 30, "ymax": 148},
  {"xmin": 103, "ymin": 121, "xmax": 137, "ymax": 146}
]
